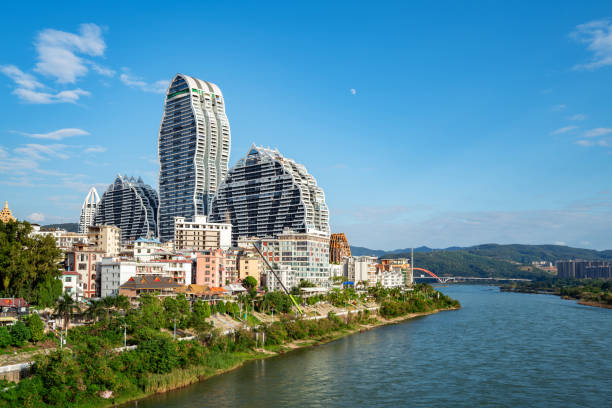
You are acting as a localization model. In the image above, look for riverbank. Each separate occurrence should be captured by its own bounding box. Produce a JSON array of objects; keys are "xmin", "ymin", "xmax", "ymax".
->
[
  {"xmin": 110, "ymin": 305, "xmax": 459, "ymax": 408},
  {"xmin": 499, "ymin": 278, "xmax": 612, "ymax": 309},
  {"xmin": 0, "ymin": 285, "xmax": 460, "ymax": 407},
  {"xmin": 502, "ymin": 287, "xmax": 612, "ymax": 308}
]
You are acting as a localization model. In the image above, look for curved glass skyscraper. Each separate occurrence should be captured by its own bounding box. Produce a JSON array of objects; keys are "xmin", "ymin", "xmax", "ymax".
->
[
  {"xmin": 157, "ymin": 74, "xmax": 231, "ymax": 242},
  {"xmin": 95, "ymin": 175, "xmax": 159, "ymax": 243},
  {"xmin": 209, "ymin": 145, "xmax": 330, "ymax": 244},
  {"xmin": 78, "ymin": 187, "xmax": 100, "ymax": 233}
]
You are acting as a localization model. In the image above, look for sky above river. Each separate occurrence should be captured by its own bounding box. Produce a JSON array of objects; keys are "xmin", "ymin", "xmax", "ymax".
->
[{"xmin": 1, "ymin": 1, "xmax": 612, "ymax": 250}]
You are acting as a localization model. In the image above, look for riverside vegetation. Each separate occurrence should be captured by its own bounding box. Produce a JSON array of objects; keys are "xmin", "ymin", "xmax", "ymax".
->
[
  {"xmin": 500, "ymin": 277, "xmax": 612, "ymax": 307},
  {"xmin": 0, "ymin": 284, "xmax": 459, "ymax": 408}
]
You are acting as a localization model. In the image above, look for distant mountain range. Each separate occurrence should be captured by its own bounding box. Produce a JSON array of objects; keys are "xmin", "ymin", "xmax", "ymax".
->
[
  {"xmin": 350, "ymin": 243, "xmax": 612, "ymax": 279},
  {"xmin": 351, "ymin": 243, "xmax": 612, "ymax": 262},
  {"xmin": 350, "ymin": 245, "xmax": 462, "ymax": 257},
  {"xmin": 42, "ymin": 223, "xmax": 79, "ymax": 233}
]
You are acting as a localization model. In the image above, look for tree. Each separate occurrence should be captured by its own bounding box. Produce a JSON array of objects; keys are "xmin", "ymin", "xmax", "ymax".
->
[
  {"xmin": 26, "ymin": 313, "xmax": 45, "ymax": 342},
  {"xmin": 55, "ymin": 293, "xmax": 80, "ymax": 331},
  {"xmin": 190, "ymin": 300, "xmax": 211, "ymax": 330},
  {"xmin": 0, "ymin": 221, "xmax": 63, "ymax": 307},
  {"xmin": 243, "ymin": 276, "xmax": 257, "ymax": 290},
  {"xmin": 85, "ymin": 299, "xmax": 104, "ymax": 323}
]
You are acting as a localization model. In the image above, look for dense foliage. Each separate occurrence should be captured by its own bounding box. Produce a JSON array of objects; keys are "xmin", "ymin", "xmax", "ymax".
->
[
  {"xmin": 0, "ymin": 221, "xmax": 63, "ymax": 307},
  {"xmin": 501, "ymin": 278, "xmax": 612, "ymax": 306},
  {"xmin": 381, "ymin": 251, "xmax": 547, "ymax": 279},
  {"xmin": 358, "ymin": 243, "xmax": 612, "ymax": 267},
  {"xmin": 0, "ymin": 285, "xmax": 458, "ymax": 407}
]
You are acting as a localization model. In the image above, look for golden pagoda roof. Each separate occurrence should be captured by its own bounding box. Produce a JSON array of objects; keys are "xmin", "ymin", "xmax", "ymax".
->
[{"xmin": 0, "ymin": 201, "xmax": 16, "ymax": 223}]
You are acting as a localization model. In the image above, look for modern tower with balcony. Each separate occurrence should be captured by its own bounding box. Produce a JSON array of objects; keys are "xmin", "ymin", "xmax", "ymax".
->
[
  {"xmin": 95, "ymin": 175, "xmax": 159, "ymax": 243},
  {"xmin": 78, "ymin": 187, "xmax": 100, "ymax": 234},
  {"xmin": 209, "ymin": 145, "xmax": 330, "ymax": 244},
  {"xmin": 157, "ymin": 74, "xmax": 231, "ymax": 242}
]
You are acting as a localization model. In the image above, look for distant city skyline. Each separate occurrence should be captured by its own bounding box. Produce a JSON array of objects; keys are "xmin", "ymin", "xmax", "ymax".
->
[{"xmin": 1, "ymin": 2, "xmax": 612, "ymax": 249}]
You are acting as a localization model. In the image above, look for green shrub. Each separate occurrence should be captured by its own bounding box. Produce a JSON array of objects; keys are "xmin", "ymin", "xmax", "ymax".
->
[
  {"xmin": 26, "ymin": 313, "xmax": 45, "ymax": 342},
  {"xmin": 0, "ymin": 327, "xmax": 11, "ymax": 348},
  {"xmin": 9, "ymin": 321, "xmax": 31, "ymax": 347}
]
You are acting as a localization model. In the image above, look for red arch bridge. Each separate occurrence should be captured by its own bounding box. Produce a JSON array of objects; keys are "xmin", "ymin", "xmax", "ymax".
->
[
  {"xmin": 411, "ymin": 269, "xmax": 532, "ymax": 283},
  {"xmin": 411, "ymin": 268, "xmax": 453, "ymax": 283}
]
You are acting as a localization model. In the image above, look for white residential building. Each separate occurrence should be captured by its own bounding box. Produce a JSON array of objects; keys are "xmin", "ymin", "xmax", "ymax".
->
[
  {"xmin": 61, "ymin": 271, "xmax": 83, "ymax": 300},
  {"xmin": 344, "ymin": 256, "xmax": 378, "ymax": 287},
  {"xmin": 99, "ymin": 256, "xmax": 192, "ymax": 298},
  {"xmin": 240, "ymin": 230, "xmax": 331, "ymax": 289},
  {"xmin": 31, "ymin": 225, "xmax": 88, "ymax": 251},
  {"xmin": 174, "ymin": 215, "xmax": 231, "ymax": 251},
  {"xmin": 79, "ymin": 187, "xmax": 100, "ymax": 234},
  {"xmin": 378, "ymin": 270, "xmax": 405, "ymax": 288},
  {"xmin": 265, "ymin": 265, "xmax": 297, "ymax": 293},
  {"xmin": 133, "ymin": 237, "xmax": 166, "ymax": 261}
]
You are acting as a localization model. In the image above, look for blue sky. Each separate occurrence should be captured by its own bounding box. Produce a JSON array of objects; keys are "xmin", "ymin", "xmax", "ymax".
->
[{"xmin": 1, "ymin": 1, "xmax": 612, "ymax": 250}]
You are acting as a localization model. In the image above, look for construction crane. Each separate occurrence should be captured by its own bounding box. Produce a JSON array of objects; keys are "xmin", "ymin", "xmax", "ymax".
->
[{"xmin": 252, "ymin": 243, "xmax": 303, "ymax": 315}]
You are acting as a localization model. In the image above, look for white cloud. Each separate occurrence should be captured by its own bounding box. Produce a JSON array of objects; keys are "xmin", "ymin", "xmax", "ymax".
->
[
  {"xmin": 568, "ymin": 113, "xmax": 587, "ymax": 121},
  {"xmin": 120, "ymin": 69, "xmax": 169, "ymax": 93},
  {"xmin": 89, "ymin": 62, "xmax": 115, "ymax": 77},
  {"xmin": 583, "ymin": 127, "xmax": 612, "ymax": 138},
  {"xmin": 27, "ymin": 212, "xmax": 45, "ymax": 223},
  {"xmin": 20, "ymin": 128, "xmax": 89, "ymax": 140},
  {"xmin": 0, "ymin": 24, "xmax": 108, "ymax": 104},
  {"xmin": 575, "ymin": 139, "xmax": 611, "ymax": 147},
  {"xmin": 571, "ymin": 20, "xmax": 612, "ymax": 70},
  {"xmin": 12, "ymin": 87, "xmax": 90, "ymax": 104},
  {"xmin": 349, "ymin": 88, "xmax": 357, "ymax": 95},
  {"xmin": 84, "ymin": 146, "xmax": 107, "ymax": 153},
  {"xmin": 551, "ymin": 104, "xmax": 567, "ymax": 111},
  {"xmin": 550, "ymin": 125, "xmax": 577, "ymax": 135},
  {"xmin": 13, "ymin": 144, "xmax": 70, "ymax": 160},
  {"xmin": 554, "ymin": 241, "xmax": 567, "ymax": 246},
  {"xmin": 34, "ymin": 23, "xmax": 106, "ymax": 83},
  {"xmin": 0, "ymin": 65, "xmax": 43, "ymax": 89}
]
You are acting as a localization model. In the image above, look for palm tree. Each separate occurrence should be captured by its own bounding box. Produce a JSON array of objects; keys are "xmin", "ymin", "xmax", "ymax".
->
[
  {"xmin": 85, "ymin": 299, "xmax": 104, "ymax": 322},
  {"xmin": 55, "ymin": 293, "xmax": 80, "ymax": 331}
]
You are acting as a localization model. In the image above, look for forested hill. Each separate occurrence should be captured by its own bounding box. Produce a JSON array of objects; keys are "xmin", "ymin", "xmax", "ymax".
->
[
  {"xmin": 41, "ymin": 222, "xmax": 79, "ymax": 232},
  {"xmin": 351, "ymin": 243, "xmax": 612, "ymax": 263},
  {"xmin": 349, "ymin": 243, "xmax": 612, "ymax": 279}
]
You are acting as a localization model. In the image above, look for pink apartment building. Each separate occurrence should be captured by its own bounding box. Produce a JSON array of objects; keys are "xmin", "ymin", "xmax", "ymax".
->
[{"xmin": 195, "ymin": 249, "xmax": 238, "ymax": 287}]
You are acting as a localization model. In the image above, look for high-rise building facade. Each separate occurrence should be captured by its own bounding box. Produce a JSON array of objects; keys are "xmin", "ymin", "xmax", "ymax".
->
[
  {"xmin": 95, "ymin": 175, "xmax": 159, "ymax": 243},
  {"xmin": 330, "ymin": 233, "xmax": 351, "ymax": 264},
  {"xmin": 78, "ymin": 187, "xmax": 100, "ymax": 233},
  {"xmin": 209, "ymin": 145, "xmax": 330, "ymax": 244},
  {"xmin": 157, "ymin": 74, "xmax": 231, "ymax": 242}
]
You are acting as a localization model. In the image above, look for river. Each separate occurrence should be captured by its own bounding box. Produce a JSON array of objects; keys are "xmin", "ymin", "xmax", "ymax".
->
[{"xmin": 128, "ymin": 285, "xmax": 611, "ymax": 407}]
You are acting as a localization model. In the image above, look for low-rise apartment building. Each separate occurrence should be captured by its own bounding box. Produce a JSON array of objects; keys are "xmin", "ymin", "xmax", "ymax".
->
[
  {"xmin": 65, "ymin": 244, "xmax": 105, "ymax": 298},
  {"xmin": 174, "ymin": 216, "xmax": 231, "ymax": 251},
  {"xmin": 195, "ymin": 249, "xmax": 238, "ymax": 287},
  {"xmin": 88, "ymin": 225, "xmax": 121, "ymax": 256},
  {"xmin": 61, "ymin": 271, "xmax": 83, "ymax": 300}
]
